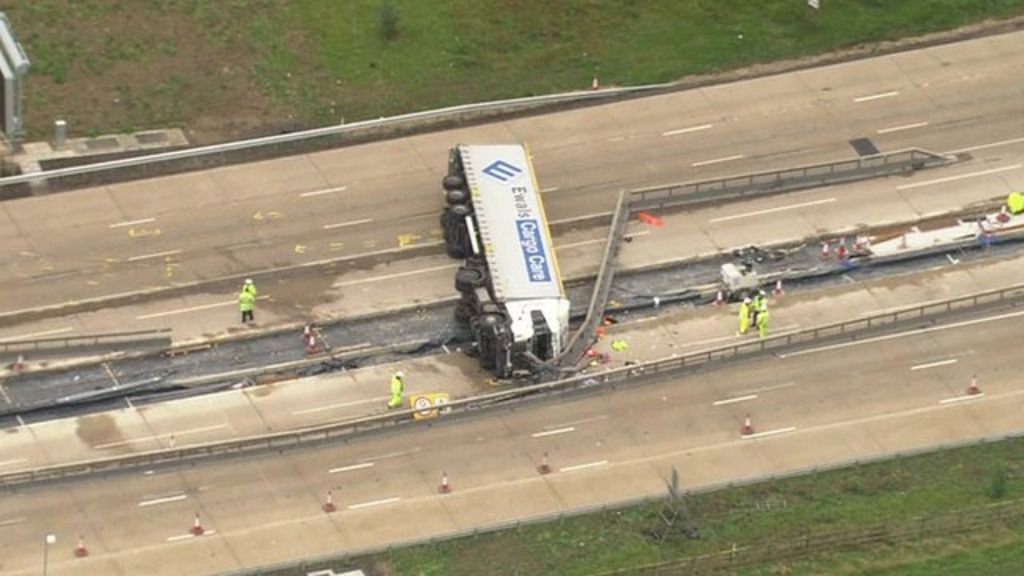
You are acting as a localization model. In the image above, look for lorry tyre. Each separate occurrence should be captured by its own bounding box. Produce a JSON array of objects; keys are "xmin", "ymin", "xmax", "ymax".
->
[
  {"xmin": 442, "ymin": 174, "xmax": 464, "ymax": 191},
  {"xmin": 454, "ymin": 301, "xmax": 474, "ymax": 324},
  {"xmin": 446, "ymin": 188, "xmax": 468, "ymax": 205},
  {"xmin": 455, "ymin": 266, "xmax": 486, "ymax": 293}
]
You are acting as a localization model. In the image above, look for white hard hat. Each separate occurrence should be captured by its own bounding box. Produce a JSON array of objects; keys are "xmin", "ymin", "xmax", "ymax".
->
[
  {"xmin": 395, "ymin": 370, "xmax": 405, "ymax": 379},
  {"xmin": 743, "ymin": 297, "xmax": 752, "ymax": 304},
  {"xmin": 758, "ymin": 290, "xmax": 766, "ymax": 296},
  {"xmin": 245, "ymin": 278, "xmax": 254, "ymax": 284}
]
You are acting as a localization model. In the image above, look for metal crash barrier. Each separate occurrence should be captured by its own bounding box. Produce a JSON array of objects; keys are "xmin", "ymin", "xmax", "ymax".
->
[{"xmin": 2, "ymin": 282, "xmax": 1021, "ymax": 488}]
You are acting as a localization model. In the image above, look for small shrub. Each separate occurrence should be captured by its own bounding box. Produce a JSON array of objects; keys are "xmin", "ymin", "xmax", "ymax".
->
[
  {"xmin": 988, "ymin": 467, "xmax": 1008, "ymax": 500},
  {"xmin": 379, "ymin": 1, "xmax": 399, "ymax": 41}
]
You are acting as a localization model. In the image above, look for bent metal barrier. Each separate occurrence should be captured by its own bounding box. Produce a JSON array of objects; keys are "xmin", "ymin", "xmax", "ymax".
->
[
  {"xmin": 629, "ymin": 147, "xmax": 953, "ymax": 212},
  {"xmin": 2, "ymin": 282, "xmax": 1022, "ymax": 488}
]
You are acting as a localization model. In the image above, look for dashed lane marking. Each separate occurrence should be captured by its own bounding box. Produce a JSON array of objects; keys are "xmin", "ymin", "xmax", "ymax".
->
[
  {"xmin": 692, "ymin": 154, "xmax": 744, "ymax": 168},
  {"xmin": 348, "ymin": 497, "xmax": 401, "ymax": 510},
  {"xmin": 138, "ymin": 494, "xmax": 187, "ymax": 507},
  {"xmin": 946, "ymin": 136, "xmax": 1024, "ymax": 154},
  {"xmin": 713, "ymin": 394, "xmax": 758, "ymax": 406},
  {"xmin": 323, "ymin": 218, "xmax": 374, "ymax": 230},
  {"xmin": 531, "ymin": 426, "xmax": 575, "ymax": 438},
  {"xmin": 292, "ymin": 395, "xmax": 389, "ymax": 416},
  {"xmin": 896, "ymin": 164, "xmax": 1022, "ymax": 190},
  {"xmin": 709, "ymin": 198, "xmax": 836, "ymax": 224},
  {"xmin": 136, "ymin": 296, "xmax": 269, "ymax": 320},
  {"xmin": 127, "ymin": 249, "xmax": 183, "ymax": 262},
  {"xmin": 167, "ymin": 529, "xmax": 217, "ymax": 542},
  {"xmin": 0, "ymin": 327, "xmax": 74, "ymax": 343},
  {"xmin": 940, "ymin": 393, "xmax": 985, "ymax": 405},
  {"xmin": 560, "ymin": 460, "xmax": 609, "ymax": 473},
  {"xmin": 877, "ymin": 121, "xmax": 929, "ymax": 134},
  {"xmin": 854, "ymin": 90, "xmax": 900, "ymax": 103},
  {"xmin": 662, "ymin": 124, "xmax": 713, "ymax": 137},
  {"xmin": 743, "ymin": 426, "xmax": 797, "ymax": 439},
  {"xmin": 781, "ymin": 309, "xmax": 1024, "ymax": 359},
  {"xmin": 110, "ymin": 218, "xmax": 156, "ymax": 228},
  {"xmin": 300, "ymin": 185, "xmax": 347, "ymax": 198},
  {"xmin": 329, "ymin": 462, "xmax": 375, "ymax": 474},
  {"xmin": 911, "ymin": 358, "xmax": 958, "ymax": 371},
  {"xmin": 93, "ymin": 424, "xmax": 229, "ymax": 450}
]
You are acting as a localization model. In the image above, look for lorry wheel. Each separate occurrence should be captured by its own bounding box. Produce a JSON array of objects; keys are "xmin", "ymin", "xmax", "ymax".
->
[
  {"xmin": 446, "ymin": 188, "xmax": 468, "ymax": 205},
  {"xmin": 455, "ymin": 266, "xmax": 486, "ymax": 293},
  {"xmin": 443, "ymin": 174, "xmax": 465, "ymax": 191},
  {"xmin": 454, "ymin": 302, "xmax": 473, "ymax": 324}
]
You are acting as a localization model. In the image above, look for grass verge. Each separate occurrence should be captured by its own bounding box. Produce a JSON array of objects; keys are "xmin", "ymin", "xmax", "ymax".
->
[
  {"xmin": 359, "ymin": 437, "xmax": 1023, "ymax": 575},
  {"xmin": 6, "ymin": 1, "xmax": 1024, "ymax": 143}
]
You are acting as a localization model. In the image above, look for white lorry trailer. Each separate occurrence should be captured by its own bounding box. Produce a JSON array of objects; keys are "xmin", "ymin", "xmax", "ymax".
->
[{"xmin": 440, "ymin": 144, "xmax": 570, "ymax": 378}]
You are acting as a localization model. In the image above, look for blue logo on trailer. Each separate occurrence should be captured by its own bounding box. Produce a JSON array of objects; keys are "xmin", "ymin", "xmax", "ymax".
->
[
  {"xmin": 482, "ymin": 159, "xmax": 523, "ymax": 182},
  {"xmin": 516, "ymin": 219, "xmax": 552, "ymax": 282}
]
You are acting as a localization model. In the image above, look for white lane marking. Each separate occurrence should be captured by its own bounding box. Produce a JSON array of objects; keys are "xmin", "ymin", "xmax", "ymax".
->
[
  {"xmin": 549, "ymin": 415, "xmax": 608, "ymax": 429},
  {"xmin": 877, "ymin": 121, "xmax": 929, "ymax": 134},
  {"xmin": 713, "ymin": 394, "xmax": 758, "ymax": 406},
  {"xmin": 940, "ymin": 393, "xmax": 985, "ymax": 405},
  {"xmin": 781, "ymin": 309, "xmax": 1024, "ymax": 359},
  {"xmin": 300, "ymin": 185, "xmax": 347, "ymax": 198},
  {"xmin": 335, "ymin": 264, "xmax": 458, "ymax": 288},
  {"xmin": 560, "ymin": 460, "xmax": 609, "ymax": 473},
  {"xmin": 363, "ymin": 447, "xmax": 422, "ymax": 462},
  {"xmin": 736, "ymin": 381, "xmax": 796, "ymax": 395},
  {"xmin": 692, "ymin": 154, "xmax": 744, "ymax": 168},
  {"xmin": 167, "ymin": 529, "xmax": 217, "ymax": 542},
  {"xmin": 329, "ymin": 462, "xmax": 375, "ymax": 474},
  {"xmin": 0, "ymin": 458, "xmax": 27, "ymax": 468},
  {"xmin": 323, "ymin": 218, "xmax": 374, "ymax": 230},
  {"xmin": 292, "ymin": 395, "xmax": 390, "ymax": 416},
  {"xmin": 550, "ymin": 211, "xmax": 614, "ymax": 226},
  {"xmin": 896, "ymin": 164, "xmax": 1022, "ymax": 190},
  {"xmin": 531, "ymin": 426, "xmax": 576, "ymax": 438},
  {"xmin": 136, "ymin": 296, "xmax": 269, "ymax": 320},
  {"xmin": 854, "ymin": 90, "xmax": 900, "ymax": 103},
  {"xmin": 743, "ymin": 426, "xmax": 797, "ymax": 439},
  {"xmin": 541, "ymin": 186, "xmax": 560, "ymax": 193},
  {"xmin": 93, "ymin": 424, "xmax": 229, "ymax": 450},
  {"xmin": 663, "ymin": 124, "xmax": 713, "ymax": 137},
  {"xmin": 947, "ymin": 136, "xmax": 1024, "ymax": 154},
  {"xmin": 110, "ymin": 217, "xmax": 156, "ymax": 228},
  {"xmin": 127, "ymin": 249, "xmax": 183, "ymax": 262},
  {"xmin": 0, "ymin": 517, "xmax": 26, "ymax": 527},
  {"xmin": 557, "ymin": 231, "xmax": 650, "ymax": 251},
  {"xmin": 910, "ymin": 358, "xmax": 958, "ymax": 371},
  {"xmin": 0, "ymin": 327, "xmax": 73, "ymax": 343},
  {"xmin": 348, "ymin": 497, "xmax": 401, "ymax": 510},
  {"xmin": 138, "ymin": 494, "xmax": 187, "ymax": 507},
  {"xmin": 709, "ymin": 198, "xmax": 836, "ymax": 224},
  {"xmin": 607, "ymin": 136, "xmax": 627, "ymax": 142}
]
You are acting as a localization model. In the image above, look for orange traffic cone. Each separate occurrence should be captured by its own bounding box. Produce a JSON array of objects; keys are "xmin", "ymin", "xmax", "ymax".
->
[
  {"xmin": 741, "ymin": 414, "xmax": 754, "ymax": 436},
  {"xmin": 820, "ymin": 241, "xmax": 830, "ymax": 260},
  {"xmin": 591, "ymin": 76, "xmax": 599, "ymax": 90},
  {"xmin": 439, "ymin": 471, "xmax": 451, "ymax": 494},
  {"xmin": 538, "ymin": 452, "xmax": 551, "ymax": 475},
  {"xmin": 191, "ymin": 513, "xmax": 205, "ymax": 536},
  {"xmin": 11, "ymin": 354, "xmax": 24, "ymax": 373},
  {"xmin": 773, "ymin": 279, "xmax": 784, "ymax": 297},
  {"xmin": 74, "ymin": 535, "xmax": 88, "ymax": 558},
  {"xmin": 836, "ymin": 238, "xmax": 849, "ymax": 261},
  {"xmin": 967, "ymin": 374, "xmax": 981, "ymax": 395},
  {"xmin": 714, "ymin": 290, "xmax": 725, "ymax": 305},
  {"xmin": 322, "ymin": 490, "xmax": 337, "ymax": 513}
]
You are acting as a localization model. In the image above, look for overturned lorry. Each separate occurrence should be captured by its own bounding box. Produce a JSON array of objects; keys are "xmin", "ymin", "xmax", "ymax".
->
[{"xmin": 440, "ymin": 144, "xmax": 570, "ymax": 379}]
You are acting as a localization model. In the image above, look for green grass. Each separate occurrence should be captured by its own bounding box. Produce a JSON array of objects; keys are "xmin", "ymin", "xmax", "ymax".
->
[
  {"xmin": 360, "ymin": 438, "xmax": 1024, "ymax": 575},
  {"xmin": 7, "ymin": 1, "xmax": 1024, "ymax": 143}
]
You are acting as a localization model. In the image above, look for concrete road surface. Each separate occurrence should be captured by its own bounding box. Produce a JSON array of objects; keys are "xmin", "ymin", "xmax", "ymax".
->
[
  {"xmin": 1, "ymin": 254, "xmax": 1022, "ymax": 574},
  {"xmin": 1, "ymin": 30, "xmax": 1024, "ymax": 347}
]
